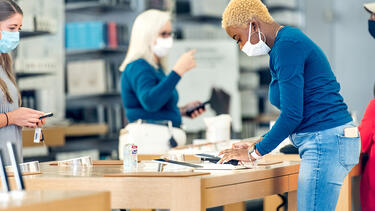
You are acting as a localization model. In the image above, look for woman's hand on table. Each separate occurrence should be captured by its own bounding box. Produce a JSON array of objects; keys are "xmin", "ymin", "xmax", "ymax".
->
[
  {"xmin": 7, "ymin": 107, "xmax": 46, "ymax": 128},
  {"xmin": 218, "ymin": 137, "xmax": 264, "ymax": 164},
  {"xmin": 218, "ymin": 148, "xmax": 250, "ymax": 164}
]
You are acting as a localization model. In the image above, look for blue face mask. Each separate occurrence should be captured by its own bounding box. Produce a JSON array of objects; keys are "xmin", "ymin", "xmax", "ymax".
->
[
  {"xmin": 369, "ymin": 20, "xmax": 375, "ymax": 39},
  {"xmin": 0, "ymin": 31, "xmax": 20, "ymax": 53}
]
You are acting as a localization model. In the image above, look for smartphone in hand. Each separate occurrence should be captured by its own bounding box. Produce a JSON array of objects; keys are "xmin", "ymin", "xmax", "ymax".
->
[
  {"xmin": 185, "ymin": 102, "xmax": 209, "ymax": 117},
  {"xmin": 39, "ymin": 112, "xmax": 53, "ymax": 120}
]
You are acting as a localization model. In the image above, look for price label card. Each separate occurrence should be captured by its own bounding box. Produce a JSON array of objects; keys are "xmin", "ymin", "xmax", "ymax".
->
[{"xmin": 34, "ymin": 128, "xmax": 42, "ymax": 143}]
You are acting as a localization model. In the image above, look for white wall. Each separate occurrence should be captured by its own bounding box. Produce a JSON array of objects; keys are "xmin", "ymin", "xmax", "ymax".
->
[{"xmin": 305, "ymin": 0, "xmax": 375, "ymax": 121}]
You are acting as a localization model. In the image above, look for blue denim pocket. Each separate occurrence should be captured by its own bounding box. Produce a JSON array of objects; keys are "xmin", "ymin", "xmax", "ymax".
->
[{"xmin": 337, "ymin": 135, "xmax": 360, "ymax": 171}]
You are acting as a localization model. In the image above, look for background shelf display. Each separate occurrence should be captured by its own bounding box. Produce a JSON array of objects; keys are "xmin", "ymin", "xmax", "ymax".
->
[
  {"xmin": 15, "ymin": 72, "xmax": 52, "ymax": 78},
  {"xmin": 65, "ymin": 1, "xmax": 135, "ymax": 12},
  {"xmin": 20, "ymin": 31, "xmax": 52, "ymax": 38},
  {"xmin": 66, "ymin": 47, "xmax": 127, "ymax": 56}
]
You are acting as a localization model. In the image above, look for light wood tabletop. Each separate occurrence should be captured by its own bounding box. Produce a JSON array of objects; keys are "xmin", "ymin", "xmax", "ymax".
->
[
  {"xmin": 7, "ymin": 155, "xmax": 300, "ymax": 211},
  {"xmin": 0, "ymin": 190, "xmax": 110, "ymax": 211}
]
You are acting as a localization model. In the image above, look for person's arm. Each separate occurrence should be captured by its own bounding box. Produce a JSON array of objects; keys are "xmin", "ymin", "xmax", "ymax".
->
[
  {"xmin": 130, "ymin": 64, "xmax": 181, "ymax": 112},
  {"xmin": 359, "ymin": 99, "xmax": 375, "ymax": 154},
  {"xmin": 0, "ymin": 113, "xmax": 8, "ymax": 128},
  {"xmin": 256, "ymin": 65, "xmax": 304, "ymax": 155},
  {"xmin": 0, "ymin": 108, "xmax": 45, "ymax": 129},
  {"xmin": 370, "ymin": 13, "xmax": 375, "ymax": 20},
  {"xmin": 256, "ymin": 41, "xmax": 306, "ymax": 155}
]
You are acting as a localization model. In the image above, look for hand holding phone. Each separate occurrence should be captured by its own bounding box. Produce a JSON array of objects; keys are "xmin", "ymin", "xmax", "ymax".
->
[{"xmin": 185, "ymin": 102, "xmax": 209, "ymax": 117}]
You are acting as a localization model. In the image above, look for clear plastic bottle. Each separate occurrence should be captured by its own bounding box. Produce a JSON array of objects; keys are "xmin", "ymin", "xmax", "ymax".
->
[{"xmin": 123, "ymin": 144, "xmax": 138, "ymax": 172}]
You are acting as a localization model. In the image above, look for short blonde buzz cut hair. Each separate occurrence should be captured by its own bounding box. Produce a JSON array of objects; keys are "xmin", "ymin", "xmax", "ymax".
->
[{"xmin": 222, "ymin": 0, "xmax": 274, "ymax": 28}]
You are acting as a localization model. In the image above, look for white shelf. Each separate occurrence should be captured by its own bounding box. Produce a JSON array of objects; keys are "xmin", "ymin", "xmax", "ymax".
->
[{"xmin": 65, "ymin": 1, "xmax": 133, "ymax": 12}]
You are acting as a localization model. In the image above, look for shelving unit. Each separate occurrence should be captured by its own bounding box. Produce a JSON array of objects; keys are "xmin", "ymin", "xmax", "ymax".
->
[
  {"xmin": 65, "ymin": 46, "xmax": 127, "ymax": 57},
  {"xmin": 61, "ymin": 0, "xmax": 153, "ymax": 160},
  {"xmin": 16, "ymin": 18, "xmax": 54, "ymax": 83},
  {"xmin": 66, "ymin": 92, "xmax": 121, "ymax": 109},
  {"xmin": 20, "ymin": 31, "xmax": 52, "ymax": 38},
  {"xmin": 65, "ymin": 1, "xmax": 135, "ymax": 12},
  {"xmin": 15, "ymin": 72, "xmax": 52, "ymax": 78},
  {"xmin": 14, "ymin": 0, "xmax": 65, "ymax": 123}
]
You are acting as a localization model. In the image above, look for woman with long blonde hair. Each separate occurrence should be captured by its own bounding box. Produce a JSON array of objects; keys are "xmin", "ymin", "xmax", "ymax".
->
[
  {"xmin": 120, "ymin": 9, "xmax": 205, "ymax": 129},
  {"xmin": 0, "ymin": 0, "xmax": 46, "ymax": 164}
]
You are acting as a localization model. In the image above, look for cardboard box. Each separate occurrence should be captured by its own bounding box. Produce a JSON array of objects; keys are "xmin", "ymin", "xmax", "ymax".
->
[{"xmin": 67, "ymin": 60, "xmax": 107, "ymax": 96}]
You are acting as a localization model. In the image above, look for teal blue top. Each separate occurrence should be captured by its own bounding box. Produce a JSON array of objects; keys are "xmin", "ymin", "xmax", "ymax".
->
[
  {"xmin": 120, "ymin": 59, "xmax": 182, "ymax": 127},
  {"xmin": 256, "ymin": 26, "xmax": 352, "ymax": 155}
]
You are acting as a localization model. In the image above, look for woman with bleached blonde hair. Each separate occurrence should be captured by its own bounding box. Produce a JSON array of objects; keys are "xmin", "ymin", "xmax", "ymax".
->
[
  {"xmin": 119, "ymin": 9, "xmax": 205, "ymax": 129},
  {"xmin": 218, "ymin": 0, "xmax": 359, "ymax": 210}
]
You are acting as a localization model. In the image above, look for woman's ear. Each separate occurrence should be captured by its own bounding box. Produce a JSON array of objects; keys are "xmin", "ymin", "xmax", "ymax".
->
[{"xmin": 251, "ymin": 19, "xmax": 261, "ymax": 33}]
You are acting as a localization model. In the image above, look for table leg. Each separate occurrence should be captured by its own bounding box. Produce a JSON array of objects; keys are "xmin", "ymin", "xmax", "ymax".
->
[
  {"xmin": 223, "ymin": 202, "xmax": 245, "ymax": 211},
  {"xmin": 287, "ymin": 191, "xmax": 297, "ymax": 211},
  {"xmin": 264, "ymin": 195, "xmax": 285, "ymax": 211}
]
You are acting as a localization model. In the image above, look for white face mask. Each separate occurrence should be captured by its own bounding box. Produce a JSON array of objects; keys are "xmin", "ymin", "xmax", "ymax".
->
[
  {"xmin": 152, "ymin": 37, "xmax": 173, "ymax": 58},
  {"xmin": 241, "ymin": 23, "xmax": 271, "ymax": 57}
]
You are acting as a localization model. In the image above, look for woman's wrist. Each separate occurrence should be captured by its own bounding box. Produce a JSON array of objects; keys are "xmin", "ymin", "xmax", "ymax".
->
[
  {"xmin": 179, "ymin": 106, "xmax": 187, "ymax": 116},
  {"xmin": 248, "ymin": 147, "xmax": 263, "ymax": 161},
  {"xmin": 6, "ymin": 111, "xmax": 13, "ymax": 125},
  {"xmin": 173, "ymin": 68, "xmax": 184, "ymax": 77},
  {"xmin": 2, "ymin": 113, "xmax": 9, "ymax": 126},
  {"xmin": 4, "ymin": 113, "xmax": 9, "ymax": 126}
]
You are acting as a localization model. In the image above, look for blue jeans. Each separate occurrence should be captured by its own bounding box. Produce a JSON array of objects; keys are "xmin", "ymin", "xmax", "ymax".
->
[{"xmin": 290, "ymin": 122, "xmax": 360, "ymax": 211}]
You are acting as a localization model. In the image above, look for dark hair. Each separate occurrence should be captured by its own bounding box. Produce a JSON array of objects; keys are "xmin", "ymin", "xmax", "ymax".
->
[
  {"xmin": 0, "ymin": 0, "xmax": 23, "ymax": 21},
  {"xmin": 0, "ymin": 0, "xmax": 22, "ymax": 105}
]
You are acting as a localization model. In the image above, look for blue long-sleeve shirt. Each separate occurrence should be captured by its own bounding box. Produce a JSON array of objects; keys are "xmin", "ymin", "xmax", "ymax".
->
[
  {"xmin": 120, "ymin": 59, "xmax": 182, "ymax": 127},
  {"xmin": 256, "ymin": 26, "xmax": 352, "ymax": 155}
]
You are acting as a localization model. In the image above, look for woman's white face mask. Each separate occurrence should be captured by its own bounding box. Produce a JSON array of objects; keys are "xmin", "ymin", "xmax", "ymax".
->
[
  {"xmin": 241, "ymin": 23, "xmax": 271, "ymax": 57},
  {"xmin": 152, "ymin": 37, "xmax": 173, "ymax": 58}
]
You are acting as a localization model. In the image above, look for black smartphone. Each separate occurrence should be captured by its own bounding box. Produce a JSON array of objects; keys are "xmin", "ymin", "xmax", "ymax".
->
[
  {"xmin": 153, "ymin": 159, "xmax": 203, "ymax": 168},
  {"xmin": 39, "ymin": 112, "xmax": 53, "ymax": 119},
  {"xmin": 185, "ymin": 101, "xmax": 209, "ymax": 117},
  {"xmin": 195, "ymin": 153, "xmax": 239, "ymax": 166}
]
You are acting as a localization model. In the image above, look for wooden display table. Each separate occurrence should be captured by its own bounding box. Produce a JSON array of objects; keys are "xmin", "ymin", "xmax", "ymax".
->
[
  {"xmin": 7, "ymin": 158, "xmax": 300, "ymax": 211},
  {"xmin": 22, "ymin": 127, "xmax": 65, "ymax": 147},
  {"xmin": 336, "ymin": 163, "xmax": 361, "ymax": 211},
  {"xmin": 22, "ymin": 123, "xmax": 108, "ymax": 147},
  {"xmin": 64, "ymin": 123, "xmax": 108, "ymax": 137},
  {"xmin": 0, "ymin": 190, "xmax": 110, "ymax": 211},
  {"xmin": 263, "ymin": 155, "xmax": 360, "ymax": 211}
]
